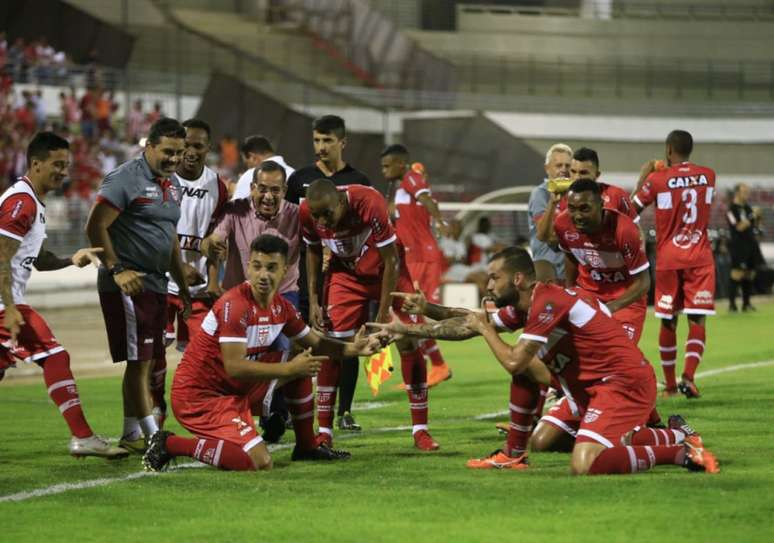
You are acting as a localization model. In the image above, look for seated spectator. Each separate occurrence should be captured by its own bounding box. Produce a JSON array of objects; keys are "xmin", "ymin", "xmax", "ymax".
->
[{"xmin": 439, "ymin": 219, "xmax": 488, "ymax": 295}]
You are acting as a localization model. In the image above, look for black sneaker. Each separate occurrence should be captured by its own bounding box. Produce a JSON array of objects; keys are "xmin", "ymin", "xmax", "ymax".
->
[
  {"xmin": 337, "ymin": 411, "xmax": 362, "ymax": 432},
  {"xmin": 742, "ymin": 304, "xmax": 756, "ymax": 312},
  {"xmin": 142, "ymin": 430, "xmax": 174, "ymax": 472},
  {"xmin": 261, "ymin": 411, "xmax": 287, "ymax": 444},
  {"xmin": 291, "ymin": 443, "xmax": 351, "ymax": 461},
  {"xmin": 677, "ymin": 377, "xmax": 701, "ymax": 399},
  {"xmin": 729, "ymin": 304, "xmax": 738, "ymax": 313},
  {"xmin": 668, "ymin": 414, "xmax": 704, "ymax": 448}
]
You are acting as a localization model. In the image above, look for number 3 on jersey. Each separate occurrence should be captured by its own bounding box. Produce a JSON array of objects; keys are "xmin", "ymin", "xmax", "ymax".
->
[{"xmin": 681, "ymin": 188, "xmax": 697, "ymax": 224}]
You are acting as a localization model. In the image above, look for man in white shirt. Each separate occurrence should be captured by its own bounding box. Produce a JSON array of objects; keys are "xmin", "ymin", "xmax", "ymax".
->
[{"xmin": 232, "ymin": 135, "xmax": 294, "ymax": 200}]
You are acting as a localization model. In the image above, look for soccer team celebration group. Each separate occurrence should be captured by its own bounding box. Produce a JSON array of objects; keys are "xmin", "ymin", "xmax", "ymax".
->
[{"xmin": 0, "ymin": 113, "xmax": 721, "ymax": 475}]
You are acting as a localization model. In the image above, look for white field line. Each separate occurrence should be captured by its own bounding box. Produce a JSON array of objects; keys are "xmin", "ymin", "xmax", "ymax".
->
[{"xmin": 2, "ymin": 359, "xmax": 773, "ymax": 503}]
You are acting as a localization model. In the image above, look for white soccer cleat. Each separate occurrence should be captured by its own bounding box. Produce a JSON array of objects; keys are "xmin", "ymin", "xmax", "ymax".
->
[{"xmin": 69, "ymin": 435, "xmax": 130, "ymax": 459}]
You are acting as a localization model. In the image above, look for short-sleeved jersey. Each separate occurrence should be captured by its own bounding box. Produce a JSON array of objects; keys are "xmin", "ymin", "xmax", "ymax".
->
[
  {"xmin": 554, "ymin": 209, "xmax": 649, "ymax": 302},
  {"xmin": 558, "ymin": 182, "xmax": 639, "ymax": 223},
  {"xmin": 286, "ymin": 163, "xmax": 370, "ymax": 205},
  {"xmin": 528, "ymin": 181, "xmax": 565, "ymax": 274},
  {"xmin": 522, "ymin": 283, "xmax": 649, "ymax": 382},
  {"xmin": 300, "ymin": 185, "xmax": 397, "ymax": 280},
  {"xmin": 95, "ymin": 155, "xmax": 182, "ymax": 294},
  {"xmin": 174, "ymin": 282, "xmax": 311, "ymax": 397},
  {"xmin": 0, "ymin": 177, "xmax": 46, "ymax": 309},
  {"xmin": 727, "ymin": 202, "xmax": 758, "ymax": 245},
  {"xmin": 633, "ymin": 162, "xmax": 716, "ymax": 270},
  {"xmin": 393, "ymin": 169, "xmax": 442, "ymax": 263},
  {"xmin": 168, "ymin": 166, "xmax": 227, "ymax": 297}
]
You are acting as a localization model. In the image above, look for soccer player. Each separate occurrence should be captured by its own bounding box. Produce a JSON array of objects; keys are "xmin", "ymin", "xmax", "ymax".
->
[
  {"xmin": 0, "ymin": 132, "xmax": 126, "ymax": 458},
  {"xmin": 632, "ymin": 130, "xmax": 717, "ymax": 398},
  {"xmin": 464, "ymin": 249, "xmax": 718, "ymax": 475},
  {"xmin": 286, "ymin": 115, "xmax": 371, "ymax": 432},
  {"xmin": 554, "ymin": 179, "xmax": 650, "ymax": 343},
  {"xmin": 381, "ymin": 145, "xmax": 452, "ymax": 387},
  {"xmin": 373, "ymin": 248, "xmax": 704, "ymax": 470},
  {"xmin": 231, "ymin": 135, "xmax": 294, "ymax": 201},
  {"xmin": 529, "ymin": 143, "xmax": 572, "ymax": 282},
  {"xmin": 86, "ymin": 118, "xmax": 192, "ymax": 453},
  {"xmin": 726, "ymin": 183, "xmax": 763, "ymax": 312},
  {"xmin": 153, "ymin": 118, "xmax": 228, "ymax": 426},
  {"xmin": 302, "ymin": 179, "xmax": 440, "ymax": 450},
  {"xmin": 562, "ymin": 147, "xmax": 639, "ymax": 222},
  {"xmin": 143, "ymin": 234, "xmax": 381, "ymax": 471}
]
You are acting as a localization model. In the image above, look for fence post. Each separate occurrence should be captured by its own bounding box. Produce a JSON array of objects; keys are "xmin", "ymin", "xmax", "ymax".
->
[
  {"xmin": 737, "ymin": 61, "xmax": 745, "ymax": 99},
  {"xmin": 707, "ymin": 59, "xmax": 713, "ymax": 99}
]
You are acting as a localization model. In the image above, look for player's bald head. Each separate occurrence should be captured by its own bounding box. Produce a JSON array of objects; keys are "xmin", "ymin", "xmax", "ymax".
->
[{"xmin": 306, "ymin": 178, "xmax": 339, "ymax": 204}]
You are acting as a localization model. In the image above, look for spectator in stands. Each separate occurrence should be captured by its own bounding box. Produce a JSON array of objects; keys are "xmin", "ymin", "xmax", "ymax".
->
[
  {"xmin": 219, "ymin": 134, "xmax": 239, "ymax": 175},
  {"xmin": 126, "ymin": 99, "xmax": 145, "ymax": 143},
  {"xmin": 95, "ymin": 88, "xmax": 117, "ymax": 136},
  {"xmin": 146, "ymin": 101, "xmax": 163, "ymax": 127},
  {"xmin": 438, "ymin": 218, "xmax": 488, "ymax": 294},
  {"xmin": 79, "ymin": 85, "xmax": 97, "ymax": 141},
  {"xmin": 468, "ymin": 216, "xmax": 504, "ymax": 266},
  {"xmin": 60, "ymin": 90, "xmax": 80, "ymax": 130}
]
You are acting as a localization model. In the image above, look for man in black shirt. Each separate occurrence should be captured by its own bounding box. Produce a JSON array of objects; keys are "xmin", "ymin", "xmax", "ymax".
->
[
  {"xmin": 286, "ymin": 115, "xmax": 371, "ymax": 432},
  {"xmin": 726, "ymin": 183, "xmax": 764, "ymax": 312}
]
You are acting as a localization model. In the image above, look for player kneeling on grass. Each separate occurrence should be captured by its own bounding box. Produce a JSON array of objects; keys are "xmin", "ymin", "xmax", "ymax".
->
[
  {"xmin": 143, "ymin": 234, "xmax": 383, "ymax": 472},
  {"xmin": 372, "ymin": 247, "xmax": 719, "ymax": 474}
]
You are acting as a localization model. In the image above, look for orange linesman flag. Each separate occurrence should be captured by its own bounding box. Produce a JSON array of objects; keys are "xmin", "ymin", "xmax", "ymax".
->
[{"xmin": 364, "ymin": 346, "xmax": 394, "ymax": 396}]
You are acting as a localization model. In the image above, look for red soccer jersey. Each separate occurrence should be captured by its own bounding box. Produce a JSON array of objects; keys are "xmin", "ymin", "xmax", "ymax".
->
[
  {"xmin": 558, "ymin": 182, "xmax": 639, "ymax": 223},
  {"xmin": 174, "ymin": 282, "xmax": 310, "ymax": 397},
  {"xmin": 521, "ymin": 283, "xmax": 649, "ymax": 382},
  {"xmin": 554, "ymin": 209, "xmax": 649, "ymax": 303},
  {"xmin": 300, "ymin": 185, "xmax": 397, "ymax": 280},
  {"xmin": 393, "ymin": 169, "xmax": 442, "ymax": 263},
  {"xmin": 633, "ymin": 162, "xmax": 716, "ymax": 270}
]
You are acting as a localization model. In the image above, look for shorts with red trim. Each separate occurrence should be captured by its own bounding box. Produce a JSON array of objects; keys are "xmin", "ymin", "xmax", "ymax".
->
[
  {"xmin": 611, "ymin": 299, "xmax": 646, "ymax": 344},
  {"xmin": 165, "ymin": 294, "xmax": 213, "ymax": 352},
  {"xmin": 654, "ymin": 264, "xmax": 715, "ymax": 319},
  {"xmin": 171, "ymin": 381, "xmax": 270, "ymax": 453},
  {"xmin": 0, "ymin": 305, "xmax": 65, "ymax": 370},
  {"xmin": 574, "ymin": 366, "xmax": 657, "ymax": 448},
  {"xmin": 407, "ymin": 260, "xmax": 444, "ymax": 304},
  {"xmin": 539, "ymin": 395, "xmax": 583, "ymax": 439},
  {"xmin": 325, "ymin": 268, "xmax": 423, "ymax": 338},
  {"xmin": 98, "ymin": 290, "xmax": 167, "ymax": 363}
]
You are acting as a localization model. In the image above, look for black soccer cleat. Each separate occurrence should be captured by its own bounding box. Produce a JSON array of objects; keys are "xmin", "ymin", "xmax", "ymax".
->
[
  {"xmin": 677, "ymin": 377, "xmax": 701, "ymax": 399},
  {"xmin": 261, "ymin": 411, "xmax": 288, "ymax": 444},
  {"xmin": 337, "ymin": 411, "xmax": 362, "ymax": 432},
  {"xmin": 291, "ymin": 443, "xmax": 351, "ymax": 461},
  {"xmin": 142, "ymin": 430, "xmax": 174, "ymax": 472}
]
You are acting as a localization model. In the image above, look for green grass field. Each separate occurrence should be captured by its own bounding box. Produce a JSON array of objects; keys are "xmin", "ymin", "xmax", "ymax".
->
[{"xmin": 2, "ymin": 303, "xmax": 774, "ymax": 542}]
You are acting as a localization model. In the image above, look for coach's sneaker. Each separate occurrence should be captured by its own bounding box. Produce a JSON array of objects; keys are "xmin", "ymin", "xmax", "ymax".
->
[
  {"xmin": 678, "ymin": 377, "xmax": 701, "ymax": 399},
  {"xmin": 291, "ymin": 443, "xmax": 351, "ymax": 461},
  {"xmin": 119, "ymin": 434, "xmax": 148, "ymax": 454},
  {"xmin": 337, "ymin": 411, "xmax": 362, "ymax": 432},
  {"xmin": 428, "ymin": 363, "xmax": 452, "ymax": 388},
  {"xmin": 70, "ymin": 435, "xmax": 130, "ymax": 459},
  {"xmin": 682, "ymin": 440, "xmax": 719, "ymax": 474},
  {"xmin": 668, "ymin": 414, "xmax": 704, "ymax": 448},
  {"xmin": 143, "ymin": 430, "xmax": 174, "ymax": 472},
  {"xmin": 413, "ymin": 430, "xmax": 440, "ymax": 451},
  {"xmin": 315, "ymin": 432, "xmax": 333, "ymax": 448},
  {"xmin": 466, "ymin": 449, "xmax": 529, "ymax": 470}
]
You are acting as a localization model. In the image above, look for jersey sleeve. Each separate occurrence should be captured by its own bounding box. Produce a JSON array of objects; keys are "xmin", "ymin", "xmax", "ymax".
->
[
  {"xmin": 528, "ymin": 186, "xmax": 549, "ymax": 224},
  {"xmin": 361, "ymin": 190, "xmax": 396, "ymax": 248},
  {"xmin": 618, "ymin": 218, "xmax": 649, "ymax": 275},
  {"xmin": 281, "ymin": 298, "xmax": 311, "ymax": 340},
  {"xmin": 632, "ymin": 174, "xmax": 657, "ymax": 209},
  {"xmin": 217, "ymin": 297, "xmax": 250, "ymax": 344},
  {"xmin": 491, "ymin": 305, "xmax": 526, "ymax": 332},
  {"xmin": 208, "ymin": 176, "xmax": 230, "ymax": 233},
  {"xmin": 0, "ymin": 193, "xmax": 36, "ymax": 241},
  {"xmin": 401, "ymin": 171, "xmax": 431, "ymax": 199},
  {"xmin": 96, "ymin": 171, "xmax": 132, "ymax": 211},
  {"xmin": 299, "ymin": 202, "xmax": 320, "ymax": 246},
  {"xmin": 553, "ymin": 212, "xmax": 571, "ymax": 254},
  {"xmin": 522, "ymin": 284, "xmax": 572, "ymax": 343}
]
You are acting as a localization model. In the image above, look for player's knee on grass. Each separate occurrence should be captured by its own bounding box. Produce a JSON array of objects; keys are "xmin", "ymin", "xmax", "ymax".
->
[
  {"xmin": 530, "ymin": 423, "xmax": 574, "ymax": 453},
  {"xmin": 248, "ymin": 442, "xmax": 272, "ymax": 471},
  {"xmin": 570, "ymin": 442, "xmax": 606, "ymax": 476}
]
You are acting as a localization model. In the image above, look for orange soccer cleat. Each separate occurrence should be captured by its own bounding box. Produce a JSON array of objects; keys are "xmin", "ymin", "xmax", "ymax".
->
[{"xmin": 466, "ymin": 449, "xmax": 529, "ymax": 470}]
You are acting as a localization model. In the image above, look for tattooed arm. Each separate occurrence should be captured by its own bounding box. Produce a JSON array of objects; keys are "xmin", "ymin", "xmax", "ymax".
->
[{"xmin": 369, "ymin": 314, "xmax": 481, "ymax": 341}]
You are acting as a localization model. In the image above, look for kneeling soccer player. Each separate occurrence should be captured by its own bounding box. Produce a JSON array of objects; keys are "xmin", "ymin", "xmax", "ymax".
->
[
  {"xmin": 143, "ymin": 234, "xmax": 382, "ymax": 472},
  {"xmin": 464, "ymin": 248, "xmax": 718, "ymax": 475}
]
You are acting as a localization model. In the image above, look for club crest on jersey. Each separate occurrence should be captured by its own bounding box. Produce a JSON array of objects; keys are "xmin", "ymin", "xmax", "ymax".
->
[
  {"xmin": 538, "ymin": 304, "xmax": 554, "ymax": 324},
  {"xmin": 271, "ymin": 305, "xmax": 282, "ymax": 317},
  {"xmin": 583, "ymin": 408, "xmax": 603, "ymax": 423},
  {"xmin": 257, "ymin": 325, "xmax": 271, "ymax": 346},
  {"xmin": 672, "ymin": 228, "xmax": 703, "ymax": 249},
  {"xmin": 667, "ymin": 174, "xmax": 709, "ymax": 189}
]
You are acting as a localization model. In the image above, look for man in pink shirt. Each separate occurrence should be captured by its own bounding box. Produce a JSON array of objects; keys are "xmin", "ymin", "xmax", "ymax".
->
[{"xmin": 200, "ymin": 160, "xmax": 300, "ymax": 440}]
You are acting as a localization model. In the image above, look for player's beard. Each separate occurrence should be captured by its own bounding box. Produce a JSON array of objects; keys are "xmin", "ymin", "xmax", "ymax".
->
[{"xmin": 491, "ymin": 284, "xmax": 518, "ymax": 308}]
